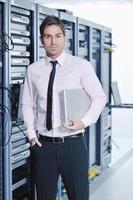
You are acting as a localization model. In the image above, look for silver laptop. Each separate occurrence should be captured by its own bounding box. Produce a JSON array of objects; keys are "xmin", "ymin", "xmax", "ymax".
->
[
  {"xmin": 111, "ymin": 82, "xmax": 133, "ymax": 108},
  {"xmin": 60, "ymin": 88, "xmax": 91, "ymax": 124}
]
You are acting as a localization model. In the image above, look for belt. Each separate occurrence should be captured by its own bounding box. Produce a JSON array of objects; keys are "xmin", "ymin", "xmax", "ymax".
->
[{"xmin": 39, "ymin": 133, "xmax": 84, "ymax": 144}]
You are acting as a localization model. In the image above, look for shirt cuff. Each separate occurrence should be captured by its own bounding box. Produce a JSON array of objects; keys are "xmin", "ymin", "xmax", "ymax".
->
[
  {"xmin": 26, "ymin": 128, "xmax": 37, "ymax": 141},
  {"xmin": 81, "ymin": 116, "xmax": 94, "ymax": 128}
]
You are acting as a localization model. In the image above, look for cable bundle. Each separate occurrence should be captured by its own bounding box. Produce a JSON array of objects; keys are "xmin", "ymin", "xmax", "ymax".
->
[{"xmin": 0, "ymin": 31, "xmax": 14, "ymax": 54}]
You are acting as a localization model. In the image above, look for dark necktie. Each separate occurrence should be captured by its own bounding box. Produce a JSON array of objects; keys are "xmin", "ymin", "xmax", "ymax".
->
[{"xmin": 46, "ymin": 60, "xmax": 58, "ymax": 131}]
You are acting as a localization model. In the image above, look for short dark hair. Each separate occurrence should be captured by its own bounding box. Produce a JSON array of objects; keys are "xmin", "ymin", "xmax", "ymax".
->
[{"xmin": 40, "ymin": 15, "xmax": 65, "ymax": 37}]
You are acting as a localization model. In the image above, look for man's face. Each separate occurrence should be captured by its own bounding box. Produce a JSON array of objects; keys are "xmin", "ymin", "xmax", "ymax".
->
[{"xmin": 41, "ymin": 24, "xmax": 65, "ymax": 59}]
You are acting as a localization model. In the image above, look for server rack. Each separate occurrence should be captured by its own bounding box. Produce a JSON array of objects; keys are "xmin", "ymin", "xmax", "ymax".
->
[
  {"xmin": 96, "ymin": 27, "xmax": 112, "ymax": 169},
  {"xmin": 77, "ymin": 18, "xmax": 103, "ymax": 177},
  {"xmin": 89, "ymin": 24, "xmax": 112, "ymax": 172},
  {"xmin": 76, "ymin": 18, "xmax": 112, "ymax": 179},
  {"xmin": 36, "ymin": 4, "xmax": 58, "ymax": 60},
  {"xmin": 59, "ymin": 11, "xmax": 76, "ymax": 55},
  {"xmin": 1, "ymin": 0, "xmax": 36, "ymax": 199},
  {"xmin": 76, "ymin": 17, "xmax": 97, "ymax": 179},
  {"xmin": 89, "ymin": 23, "xmax": 103, "ymax": 176},
  {"xmin": 10, "ymin": 0, "xmax": 36, "ymax": 198}
]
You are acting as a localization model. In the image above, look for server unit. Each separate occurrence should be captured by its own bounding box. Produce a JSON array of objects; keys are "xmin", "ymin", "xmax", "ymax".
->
[
  {"xmin": 36, "ymin": 4, "xmax": 58, "ymax": 60},
  {"xmin": 59, "ymin": 11, "xmax": 76, "ymax": 55},
  {"xmin": 96, "ymin": 27, "xmax": 112, "ymax": 169}
]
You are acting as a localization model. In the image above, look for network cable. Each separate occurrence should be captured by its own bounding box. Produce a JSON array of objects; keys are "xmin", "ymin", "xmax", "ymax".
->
[
  {"xmin": 0, "ymin": 31, "xmax": 14, "ymax": 54},
  {"xmin": 0, "ymin": 104, "xmax": 12, "ymax": 148}
]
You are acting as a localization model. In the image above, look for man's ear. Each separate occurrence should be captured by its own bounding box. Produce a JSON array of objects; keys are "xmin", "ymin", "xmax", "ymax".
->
[{"xmin": 40, "ymin": 36, "xmax": 44, "ymax": 45}]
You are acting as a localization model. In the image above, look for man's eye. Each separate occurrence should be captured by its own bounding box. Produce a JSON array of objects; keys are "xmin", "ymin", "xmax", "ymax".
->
[
  {"xmin": 56, "ymin": 35, "xmax": 61, "ymax": 38},
  {"xmin": 44, "ymin": 35, "xmax": 51, "ymax": 39}
]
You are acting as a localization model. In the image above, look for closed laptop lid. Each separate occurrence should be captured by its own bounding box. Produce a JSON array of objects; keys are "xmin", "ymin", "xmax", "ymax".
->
[{"xmin": 61, "ymin": 88, "xmax": 91, "ymax": 124}]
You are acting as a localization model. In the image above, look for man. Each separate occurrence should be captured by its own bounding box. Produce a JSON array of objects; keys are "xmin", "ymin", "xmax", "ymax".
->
[{"xmin": 22, "ymin": 15, "xmax": 106, "ymax": 200}]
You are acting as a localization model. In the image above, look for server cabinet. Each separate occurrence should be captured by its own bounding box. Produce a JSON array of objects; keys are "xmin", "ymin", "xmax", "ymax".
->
[
  {"xmin": 76, "ymin": 18, "xmax": 111, "ymax": 177},
  {"xmin": 97, "ymin": 27, "xmax": 112, "ymax": 169},
  {"xmin": 10, "ymin": 0, "xmax": 36, "ymax": 199},
  {"xmin": 76, "ymin": 17, "xmax": 98, "ymax": 179},
  {"xmin": 1, "ymin": 0, "xmax": 36, "ymax": 199},
  {"xmin": 89, "ymin": 24, "xmax": 102, "ymax": 174},
  {"xmin": 36, "ymin": 4, "xmax": 58, "ymax": 60},
  {"xmin": 59, "ymin": 11, "xmax": 76, "ymax": 55}
]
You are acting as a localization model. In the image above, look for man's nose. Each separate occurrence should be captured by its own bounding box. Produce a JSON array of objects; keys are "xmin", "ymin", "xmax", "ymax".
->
[{"xmin": 51, "ymin": 36, "xmax": 56, "ymax": 44}]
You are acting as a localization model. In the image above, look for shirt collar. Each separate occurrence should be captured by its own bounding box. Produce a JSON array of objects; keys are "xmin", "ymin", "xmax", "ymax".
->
[{"xmin": 45, "ymin": 51, "xmax": 67, "ymax": 67}]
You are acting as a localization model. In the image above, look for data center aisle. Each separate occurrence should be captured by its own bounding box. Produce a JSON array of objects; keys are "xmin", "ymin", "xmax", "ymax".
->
[{"xmin": 90, "ymin": 148, "xmax": 133, "ymax": 200}]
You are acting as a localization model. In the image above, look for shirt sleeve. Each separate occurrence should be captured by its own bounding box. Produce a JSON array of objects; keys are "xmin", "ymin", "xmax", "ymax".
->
[
  {"xmin": 21, "ymin": 66, "xmax": 38, "ymax": 141},
  {"xmin": 80, "ymin": 61, "xmax": 107, "ymax": 127}
]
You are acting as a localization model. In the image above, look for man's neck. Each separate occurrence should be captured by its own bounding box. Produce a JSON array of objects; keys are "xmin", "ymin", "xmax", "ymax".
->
[{"xmin": 47, "ymin": 51, "xmax": 64, "ymax": 60}]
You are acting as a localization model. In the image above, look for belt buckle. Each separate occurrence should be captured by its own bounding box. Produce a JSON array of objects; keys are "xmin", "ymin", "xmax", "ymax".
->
[{"xmin": 53, "ymin": 137, "xmax": 64, "ymax": 144}]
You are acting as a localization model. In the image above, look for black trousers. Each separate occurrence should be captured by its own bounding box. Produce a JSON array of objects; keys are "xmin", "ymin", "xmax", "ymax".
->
[{"xmin": 30, "ymin": 135, "xmax": 89, "ymax": 200}]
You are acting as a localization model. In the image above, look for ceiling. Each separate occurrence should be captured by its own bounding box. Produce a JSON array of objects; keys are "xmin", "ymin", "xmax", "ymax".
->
[{"xmin": 35, "ymin": 0, "xmax": 133, "ymax": 6}]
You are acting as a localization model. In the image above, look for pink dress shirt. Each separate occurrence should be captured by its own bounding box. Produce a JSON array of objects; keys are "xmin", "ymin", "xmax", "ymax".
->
[{"xmin": 22, "ymin": 51, "xmax": 106, "ymax": 140}]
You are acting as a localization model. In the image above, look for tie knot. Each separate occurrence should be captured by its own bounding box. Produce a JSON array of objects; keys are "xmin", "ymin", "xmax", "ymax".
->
[{"xmin": 50, "ymin": 60, "xmax": 58, "ymax": 68}]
